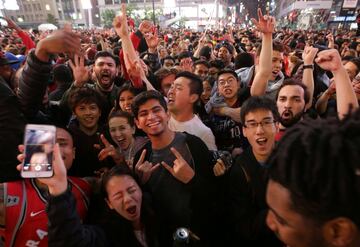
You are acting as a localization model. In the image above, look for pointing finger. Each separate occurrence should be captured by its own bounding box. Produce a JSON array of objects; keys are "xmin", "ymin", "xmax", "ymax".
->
[
  {"xmin": 100, "ymin": 134, "xmax": 112, "ymax": 147},
  {"xmin": 121, "ymin": 3, "xmax": 126, "ymax": 16},
  {"xmin": 257, "ymin": 8, "xmax": 263, "ymax": 20}
]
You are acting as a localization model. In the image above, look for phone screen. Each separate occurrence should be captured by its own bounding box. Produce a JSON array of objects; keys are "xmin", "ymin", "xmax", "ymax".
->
[{"xmin": 22, "ymin": 125, "xmax": 55, "ymax": 178}]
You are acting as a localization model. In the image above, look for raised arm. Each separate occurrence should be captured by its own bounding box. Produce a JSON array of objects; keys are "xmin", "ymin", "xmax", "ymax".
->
[
  {"xmin": 113, "ymin": 4, "xmax": 150, "ymax": 88},
  {"xmin": 315, "ymin": 49, "xmax": 359, "ymax": 119},
  {"xmin": 301, "ymin": 45, "xmax": 318, "ymax": 110},
  {"xmin": 250, "ymin": 9, "xmax": 276, "ymax": 96},
  {"xmin": 18, "ymin": 25, "xmax": 81, "ymax": 120}
]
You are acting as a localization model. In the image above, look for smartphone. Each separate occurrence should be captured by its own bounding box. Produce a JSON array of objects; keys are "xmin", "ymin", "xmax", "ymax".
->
[{"xmin": 21, "ymin": 124, "xmax": 56, "ymax": 178}]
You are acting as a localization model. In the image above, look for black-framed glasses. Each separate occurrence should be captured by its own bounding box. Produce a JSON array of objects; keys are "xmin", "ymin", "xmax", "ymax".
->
[{"xmin": 244, "ymin": 119, "xmax": 276, "ymax": 129}]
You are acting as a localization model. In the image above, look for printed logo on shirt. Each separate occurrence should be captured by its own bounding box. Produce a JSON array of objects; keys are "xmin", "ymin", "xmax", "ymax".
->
[
  {"xmin": 30, "ymin": 210, "xmax": 45, "ymax": 217},
  {"xmin": 6, "ymin": 196, "xmax": 19, "ymax": 206}
]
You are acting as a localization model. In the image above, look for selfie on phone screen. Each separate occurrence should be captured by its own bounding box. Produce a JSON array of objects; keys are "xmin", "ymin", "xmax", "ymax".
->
[{"xmin": 22, "ymin": 125, "xmax": 55, "ymax": 177}]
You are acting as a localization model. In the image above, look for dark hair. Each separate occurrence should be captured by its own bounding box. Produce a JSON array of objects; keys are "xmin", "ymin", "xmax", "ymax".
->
[
  {"xmin": 53, "ymin": 64, "xmax": 73, "ymax": 84},
  {"xmin": 267, "ymin": 109, "xmax": 360, "ymax": 227},
  {"xmin": 256, "ymin": 41, "xmax": 285, "ymax": 57},
  {"xmin": 177, "ymin": 51, "xmax": 192, "ymax": 62},
  {"xmin": 108, "ymin": 110, "xmax": 135, "ymax": 128},
  {"xmin": 115, "ymin": 84, "xmax": 144, "ymax": 111},
  {"xmin": 161, "ymin": 55, "xmax": 175, "ymax": 65},
  {"xmin": 193, "ymin": 59, "xmax": 210, "ymax": 68},
  {"xmin": 101, "ymin": 165, "xmax": 139, "ymax": 199},
  {"xmin": 276, "ymin": 78, "xmax": 310, "ymax": 105},
  {"xmin": 347, "ymin": 58, "xmax": 360, "ymax": 75},
  {"xmin": 342, "ymin": 55, "xmax": 355, "ymax": 62},
  {"xmin": 217, "ymin": 69, "xmax": 239, "ymax": 82},
  {"xmin": 175, "ymin": 71, "xmax": 203, "ymax": 96},
  {"xmin": 154, "ymin": 67, "xmax": 177, "ymax": 84},
  {"xmin": 132, "ymin": 90, "xmax": 167, "ymax": 119},
  {"xmin": 203, "ymin": 76, "xmax": 216, "ymax": 87},
  {"xmin": 240, "ymin": 96, "xmax": 280, "ymax": 125},
  {"xmin": 68, "ymin": 87, "xmax": 104, "ymax": 111},
  {"xmin": 234, "ymin": 52, "xmax": 254, "ymax": 70},
  {"xmin": 94, "ymin": 51, "xmax": 117, "ymax": 64},
  {"xmin": 209, "ymin": 59, "xmax": 225, "ymax": 70}
]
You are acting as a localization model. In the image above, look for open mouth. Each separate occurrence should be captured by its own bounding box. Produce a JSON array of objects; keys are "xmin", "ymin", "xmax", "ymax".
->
[
  {"xmin": 256, "ymin": 137, "xmax": 268, "ymax": 146},
  {"xmin": 282, "ymin": 111, "xmax": 293, "ymax": 119},
  {"xmin": 100, "ymin": 72, "xmax": 111, "ymax": 83},
  {"xmin": 147, "ymin": 121, "xmax": 160, "ymax": 128},
  {"xmin": 84, "ymin": 117, "xmax": 94, "ymax": 122},
  {"xmin": 126, "ymin": 205, "xmax": 137, "ymax": 215},
  {"xmin": 272, "ymin": 71, "xmax": 279, "ymax": 77}
]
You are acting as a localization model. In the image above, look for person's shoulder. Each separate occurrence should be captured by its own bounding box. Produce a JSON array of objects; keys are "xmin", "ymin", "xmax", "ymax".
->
[
  {"xmin": 183, "ymin": 131, "xmax": 209, "ymax": 150},
  {"xmin": 235, "ymin": 65, "xmax": 253, "ymax": 75}
]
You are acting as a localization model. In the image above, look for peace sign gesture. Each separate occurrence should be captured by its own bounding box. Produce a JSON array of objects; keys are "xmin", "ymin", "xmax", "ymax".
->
[
  {"xmin": 161, "ymin": 147, "xmax": 195, "ymax": 184},
  {"xmin": 250, "ymin": 8, "xmax": 275, "ymax": 34}
]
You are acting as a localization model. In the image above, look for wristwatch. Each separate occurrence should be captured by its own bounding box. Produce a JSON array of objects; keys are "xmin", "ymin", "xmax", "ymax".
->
[{"xmin": 303, "ymin": 64, "xmax": 314, "ymax": 70}]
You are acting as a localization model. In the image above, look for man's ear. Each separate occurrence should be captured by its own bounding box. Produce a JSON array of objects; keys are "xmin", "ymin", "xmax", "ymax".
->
[
  {"xmin": 135, "ymin": 118, "xmax": 141, "ymax": 129},
  {"xmin": 323, "ymin": 217, "xmax": 358, "ymax": 247},
  {"xmin": 189, "ymin": 94, "xmax": 199, "ymax": 104},
  {"xmin": 242, "ymin": 126, "xmax": 248, "ymax": 138}
]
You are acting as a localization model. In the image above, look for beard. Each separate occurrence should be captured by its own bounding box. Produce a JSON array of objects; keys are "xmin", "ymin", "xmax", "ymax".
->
[{"xmin": 280, "ymin": 110, "xmax": 304, "ymax": 128}]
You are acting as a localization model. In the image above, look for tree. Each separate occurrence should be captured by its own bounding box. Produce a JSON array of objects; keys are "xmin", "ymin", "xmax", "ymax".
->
[
  {"xmin": 47, "ymin": 14, "xmax": 58, "ymax": 26},
  {"xmin": 101, "ymin": 9, "xmax": 116, "ymax": 28}
]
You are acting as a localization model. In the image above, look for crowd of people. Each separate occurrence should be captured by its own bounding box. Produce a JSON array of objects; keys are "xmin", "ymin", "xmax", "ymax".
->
[{"xmin": 0, "ymin": 4, "xmax": 360, "ymax": 247}]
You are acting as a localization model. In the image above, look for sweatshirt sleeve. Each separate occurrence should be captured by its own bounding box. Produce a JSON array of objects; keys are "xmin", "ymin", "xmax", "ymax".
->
[
  {"xmin": 17, "ymin": 30, "xmax": 36, "ymax": 51},
  {"xmin": 47, "ymin": 185, "xmax": 108, "ymax": 247}
]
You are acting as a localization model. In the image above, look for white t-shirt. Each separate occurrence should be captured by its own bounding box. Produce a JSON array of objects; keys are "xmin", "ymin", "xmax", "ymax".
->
[{"xmin": 168, "ymin": 115, "xmax": 218, "ymax": 151}]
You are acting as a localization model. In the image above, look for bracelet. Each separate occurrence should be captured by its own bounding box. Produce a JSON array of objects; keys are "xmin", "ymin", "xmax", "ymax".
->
[{"xmin": 303, "ymin": 64, "xmax": 314, "ymax": 70}]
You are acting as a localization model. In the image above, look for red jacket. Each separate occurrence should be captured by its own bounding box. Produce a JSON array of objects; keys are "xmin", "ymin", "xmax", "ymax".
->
[{"xmin": 2, "ymin": 177, "xmax": 91, "ymax": 247}]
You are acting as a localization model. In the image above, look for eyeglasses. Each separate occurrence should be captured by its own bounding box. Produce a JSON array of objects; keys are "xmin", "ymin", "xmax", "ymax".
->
[
  {"xmin": 218, "ymin": 77, "xmax": 237, "ymax": 86},
  {"xmin": 244, "ymin": 119, "xmax": 276, "ymax": 129}
]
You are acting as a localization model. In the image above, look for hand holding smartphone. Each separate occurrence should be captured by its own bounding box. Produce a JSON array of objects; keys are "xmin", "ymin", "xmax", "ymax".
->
[{"xmin": 21, "ymin": 124, "xmax": 56, "ymax": 178}]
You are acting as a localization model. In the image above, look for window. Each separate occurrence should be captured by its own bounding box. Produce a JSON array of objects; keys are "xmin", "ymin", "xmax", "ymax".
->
[
  {"xmin": 37, "ymin": 3, "xmax": 41, "ymax": 10},
  {"xmin": 33, "ymin": 4, "xmax": 37, "ymax": 11},
  {"xmin": 105, "ymin": 0, "xmax": 112, "ymax": 5}
]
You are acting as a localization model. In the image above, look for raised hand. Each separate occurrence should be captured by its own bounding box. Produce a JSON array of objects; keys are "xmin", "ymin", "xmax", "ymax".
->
[
  {"xmin": 161, "ymin": 147, "xmax": 195, "ymax": 184},
  {"xmin": 135, "ymin": 149, "xmax": 160, "ymax": 184},
  {"xmin": 68, "ymin": 54, "xmax": 90, "ymax": 87},
  {"xmin": 17, "ymin": 144, "xmax": 68, "ymax": 196},
  {"xmin": 302, "ymin": 45, "xmax": 318, "ymax": 65},
  {"xmin": 326, "ymin": 33, "xmax": 334, "ymax": 49},
  {"xmin": 96, "ymin": 134, "xmax": 124, "ymax": 165},
  {"xmin": 145, "ymin": 32, "xmax": 159, "ymax": 50},
  {"xmin": 139, "ymin": 20, "xmax": 153, "ymax": 38},
  {"xmin": 180, "ymin": 57, "xmax": 193, "ymax": 72},
  {"xmin": 35, "ymin": 24, "xmax": 81, "ymax": 62},
  {"xmin": 2, "ymin": 17, "xmax": 20, "ymax": 31},
  {"xmin": 250, "ymin": 8, "xmax": 275, "ymax": 34},
  {"xmin": 315, "ymin": 49, "xmax": 343, "ymax": 72},
  {"xmin": 113, "ymin": 4, "xmax": 129, "ymax": 38}
]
